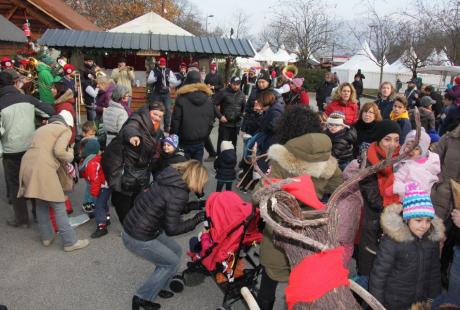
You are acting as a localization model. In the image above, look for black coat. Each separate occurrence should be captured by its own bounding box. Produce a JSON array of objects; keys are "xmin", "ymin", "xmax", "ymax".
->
[
  {"xmin": 214, "ymin": 86, "xmax": 245, "ymax": 127},
  {"xmin": 123, "ymin": 167, "xmax": 203, "ymax": 241},
  {"xmin": 429, "ymin": 91, "xmax": 444, "ymax": 118},
  {"xmin": 315, "ymin": 80, "xmax": 336, "ymax": 106},
  {"xmin": 326, "ymin": 127, "xmax": 357, "ymax": 165},
  {"xmin": 439, "ymin": 104, "xmax": 460, "ymax": 136},
  {"xmin": 204, "ymin": 72, "xmax": 224, "ymax": 92},
  {"xmin": 214, "ymin": 148, "xmax": 237, "ymax": 181},
  {"xmin": 405, "ymin": 87, "xmax": 419, "ymax": 109},
  {"xmin": 370, "ymin": 204, "xmax": 443, "ymax": 310},
  {"xmin": 170, "ymin": 83, "xmax": 215, "ymax": 145},
  {"xmin": 354, "ymin": 120, "xmax": 377, "ymax": 157},
  {"xmin": 352, "ymin": 80, "xmax": 363, "ymax": 98},
  {"xmin": 375, "ymin": 98, "xmax": 394, "ymax": 120},
  {"xmin": 154, "ymin": 149, "xmax": 187, "ymax": 174}
]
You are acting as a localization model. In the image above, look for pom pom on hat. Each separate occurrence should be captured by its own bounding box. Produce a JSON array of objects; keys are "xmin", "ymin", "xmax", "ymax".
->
[
  {"xmin": 63, "ymin": 64, "xmax": 75, "ymax": 74},
  {"xmin": 402, "ymin": 182, "xmax": 435, "ymax": 220},
  {"xmin": 163, "ymin": 134, "xmax": 179, "ymax": 149},
  {"xmin": 220, "ymin": 141, "xmax": 234, "ymax": 152}
]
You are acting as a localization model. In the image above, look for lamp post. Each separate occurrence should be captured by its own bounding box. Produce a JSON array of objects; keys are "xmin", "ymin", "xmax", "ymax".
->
[{"xmin": 206, "ymin": 14, "xmax": 214, "ymax": 34}]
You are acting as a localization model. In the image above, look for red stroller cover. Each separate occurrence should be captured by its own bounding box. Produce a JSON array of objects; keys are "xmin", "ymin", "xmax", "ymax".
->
[{"xmin": 202, "ymin": 191, "xmax": 262, "ymax": 271}]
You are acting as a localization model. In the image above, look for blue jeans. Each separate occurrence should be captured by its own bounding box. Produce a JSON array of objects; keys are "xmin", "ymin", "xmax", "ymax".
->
[
  {"xmin": 94, "ymin": 188, "xmax": 111, "ymax": 225},
  {"xmin": 36, "ymin": 199, "xmax": 77, "ymax": 247},
  {"xmin": 433, "ymin": 245, "xmax": 460, "ymax": 308},
  {"xmin": 152, "ymin": 93, "xmax": 172, "ymax": 131},
  {"xmin": 181, "ymin": 143, "xmax": 204, "ymax": 162},
  {"xmin": 122, "ymin": 231, "xmax": 182, "ymax": 301}
]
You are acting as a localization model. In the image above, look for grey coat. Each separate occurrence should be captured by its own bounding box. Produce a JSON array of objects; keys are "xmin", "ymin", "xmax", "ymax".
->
[{"xmin": 102, "ymin": 100, "xmax": 128, "ymax": 145}]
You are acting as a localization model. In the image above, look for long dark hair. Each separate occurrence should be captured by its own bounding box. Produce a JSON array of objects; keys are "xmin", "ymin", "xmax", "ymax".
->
[
  {"xmin": 275, "ymin": 106, "xmax": 322, "ymax": 144},
  {"xmin": 52, "ymin": 81, "xmax": 67, "ymax": 99}
]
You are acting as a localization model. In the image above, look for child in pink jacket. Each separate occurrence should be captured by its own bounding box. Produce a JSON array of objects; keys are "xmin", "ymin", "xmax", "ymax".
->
[{"xmin": 392, "ymin": 129, "xmax": 440, "ymax": 199}]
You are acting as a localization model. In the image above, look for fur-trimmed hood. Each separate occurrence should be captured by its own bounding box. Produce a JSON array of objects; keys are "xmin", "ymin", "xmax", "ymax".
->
[
  {"xmin": 267, "ymin": 133, "xmax": 338, "ymax": 180},
  {"xmin": 381, "ymin": 204, "xmax": 445, "ymax": 242},
  {"xmin": 55, "ymin": 89, "xmax": 74, "ymax": 104},
  {"xmin": 176, "ymin": 83, "xmax": 212, "ymax": 97}
]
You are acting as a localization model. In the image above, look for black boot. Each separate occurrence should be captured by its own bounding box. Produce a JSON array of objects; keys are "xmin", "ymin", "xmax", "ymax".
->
[
  {"xmin": 90, "ymin": 225, "xmax": 108, "ymax": 239},
  {"xmin": 132, "ymin": 296, "xmax": 161, "ymax": 310}
]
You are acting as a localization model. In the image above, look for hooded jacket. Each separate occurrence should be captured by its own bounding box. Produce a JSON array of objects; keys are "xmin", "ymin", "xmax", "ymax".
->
[
  {"xmin": 214, "ymin": 148, "xmax": 237, "ymax": 181},
  {"xmin": 214, "ymin": 86, "xmax": 245, "ymax": 127},
  {"xmin": 123, "ymin": 166, "xmax": 203, "ymax": 240},
  {"xmin": 0, "ymin": 85, "xmax": 54, "ymax": 155},
  {"xmin": 170, "ymin": 83, "xmax": 215, "ymax": 145},
  {"xmin": 36, "ymin": 63, "xmax": 56, "ymax": 104},
  {"xmin": 259, "ymin": 133, "xmax": 342, "ymax": 281},
  {"xmin": 369, "ymin": 204, "xmax": 444, "ymax": 310},
  {"xmin": 103, "ymin": 100, "xmax": 129, "ymax": 145},
  {"xmin": 54, "ymin": 89, "xmax": 76, "ymax": 144}
]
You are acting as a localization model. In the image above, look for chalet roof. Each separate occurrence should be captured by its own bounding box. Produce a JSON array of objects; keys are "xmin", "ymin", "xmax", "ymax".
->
[
  {"xmin": 38, "ymin": 29, "xmax": 256, "ymax": 57},
  {"xmin": 0, "ymin": 14, "xmax": 27, "ymax": 43}
]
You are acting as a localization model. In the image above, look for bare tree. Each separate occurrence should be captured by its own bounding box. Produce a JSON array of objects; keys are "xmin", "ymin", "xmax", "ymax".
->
[
  {"xmin": 230, "ymin": 10, "xmax": 251, "ymax": 39},
  {"xmin": 260, "ymin": 0, "xmax": 335, "ymax": 66}
]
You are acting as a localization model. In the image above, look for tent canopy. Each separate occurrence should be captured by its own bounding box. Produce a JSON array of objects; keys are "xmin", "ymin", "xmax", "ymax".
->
[
  {"xmin": 273, "ymin": 44, "xmax": 291, "ymax": 63},
  {"xmin": 333, "ymin": 41, "xmax": 383, "ymax": 72},
  {"xmin": 254, "ymin": 42, "xmax": 275, "ymax": 62},
  {"xmin": 417, "ymin": 65, "xmax": 460, "ymax": 75},
  {"xmin": 109, "ymin": 12, "xmax": 193, "ymax": 36}
]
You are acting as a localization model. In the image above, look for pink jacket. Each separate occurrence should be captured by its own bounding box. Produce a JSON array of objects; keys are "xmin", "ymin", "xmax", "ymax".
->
[
  {"xmin": 336, "ymin": 159, "xmax": 363, "ymax": 266},
  {"xmin": 393, "ymin": 151, "xmax": 440, "ymax": 199}
]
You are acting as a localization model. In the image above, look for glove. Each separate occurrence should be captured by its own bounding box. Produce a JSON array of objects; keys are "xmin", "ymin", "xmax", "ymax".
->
[
  {"xmin": 185, "ymin": 200, "xmax": 206, "ymax": 213},
  {"xmin": 192, "ymin": 211, "xmax": 206, "ymax": 224}
]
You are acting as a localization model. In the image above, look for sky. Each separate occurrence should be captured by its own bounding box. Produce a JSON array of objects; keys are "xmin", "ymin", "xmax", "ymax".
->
[{"xmin": 187, "ymin": 0, "xmax": 408, "ymax": 39}]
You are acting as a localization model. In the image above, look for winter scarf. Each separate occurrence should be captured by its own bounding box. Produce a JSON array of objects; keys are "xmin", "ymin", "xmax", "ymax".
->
[
  {"xmin": 390, "ymin": 110, "xmax": 409, "ymax": 121},
  {"xmin": 367, "ymin": 142, "xmax": 401, "ymax": 206}
]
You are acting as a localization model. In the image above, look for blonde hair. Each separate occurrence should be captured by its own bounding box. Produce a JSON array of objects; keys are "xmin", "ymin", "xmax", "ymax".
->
[
  {"xmin": 379, "ymin": 81, "xmax": 396, "ymax": 99},
  {"xmin": 96, "ymin": 76, "xmax": 112, "ymax": 86},
  {"xmin": 172, "ymin": 160, "xmax": 208, "ymax": 193},
  {"xmin": 360, "ymin": 102, "xmax": 382, "ymax": 121},
  {"xmin": 331, "ymin": 82, "xmax": 357, "ymax": 103}
]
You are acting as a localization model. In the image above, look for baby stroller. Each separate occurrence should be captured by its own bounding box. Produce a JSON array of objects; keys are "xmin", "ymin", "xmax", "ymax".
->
[{"xmin": 183, "ymin": 191, "xmax": 262, "ymax": 310}]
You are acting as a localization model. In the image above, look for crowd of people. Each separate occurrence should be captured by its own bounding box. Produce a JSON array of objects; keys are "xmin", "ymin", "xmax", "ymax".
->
[{"xmin": 1, "ymin": 53, "xmax": 460, "ymax": 310}]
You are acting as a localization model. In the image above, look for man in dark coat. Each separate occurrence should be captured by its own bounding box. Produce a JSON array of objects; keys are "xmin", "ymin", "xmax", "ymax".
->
[
  {"xmin": 405, "ymin": 79, "xmax": 419, "ymax": 109},
  {"xmin": 170, "ymin": 71, "xmax": 215, "ymax": 161},
  {"xmin": 423, "ymin": 85, "xmax": 444, "ymax": 118},
  {"xmin": 315, "ymin": 72, "xmax": 336, "ymax": 111},
  {"xmin": 102, "ymin": 102, "xmax": 164, "ymax": 224},
  {"xmin": 204, "ymin": 63, "xmax": 224, "ymax": 93},
  {"xmin": 214, "ymin": 76, "xmax": 245, "ymax": 154}
]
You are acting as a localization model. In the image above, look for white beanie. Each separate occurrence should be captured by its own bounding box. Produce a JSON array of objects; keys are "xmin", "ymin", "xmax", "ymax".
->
[
  {"xmin": 59, "ymin": 110, "xmax": 74, "ymax": 127},
  {"xmin": 220, "ymin": 141, "xmax": 234, "ymax": 152}
]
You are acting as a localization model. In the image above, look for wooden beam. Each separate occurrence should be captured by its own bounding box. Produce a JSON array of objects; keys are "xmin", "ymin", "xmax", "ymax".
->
[
  {"xmin": 5, "ymin": 5, "xmax": 18, "ymax": 20},
  {"xmin": 8, "ymin": 0, "xmax": 57, "ymax": 29}
]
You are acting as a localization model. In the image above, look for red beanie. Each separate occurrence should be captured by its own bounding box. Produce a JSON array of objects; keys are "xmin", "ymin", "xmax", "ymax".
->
[
  {"xmin": 63, "ymin": 64, "xmax": 76, "ymax": 74},
  {"xmin": 210, "ymin": 63, "xmax": 217, "ymax": 70},
  {"xmin": 180, "ymin": 62, "xmax": 187, "ymax": 68},
  {"xmin": 455, "ymin": 76, "xmax": 460, "ymax": 85},
  {"xmin": 1, "ymin": 57, "xmax": 13, "ymax": 69},
  {"xmin": 159, "ymin": 57, "xmax": 166, "ymax": 66}
]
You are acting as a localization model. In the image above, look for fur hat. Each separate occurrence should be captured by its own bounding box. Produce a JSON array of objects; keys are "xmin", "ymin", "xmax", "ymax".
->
[
  {"xmin": 112, "ymin": 84, "xmax": 129, "ymax": 102},
  {"xmin": 82, "ymin": 138, "xmax": 101, "ymax": 158},
  {"xmin": 220, "ymin": 141, "xmax": 234, "ymax": 152},
  {"xmin": 63, "ymin": 64, "xmax": 75, "ymax": 75},
  {"xmin": 373, "ymin": 120, "xmax": 401, "ymax": 142},
  {"xmin": 59, "ymin": 110, "xmax": 74, "ymax": 127},
  {"xmin": 163, "ymin": 134, "xmax": 179, "ymax": 149},
  {"xmin": 400, "ymin": 129, "xmax": 431, "ymax": 156},
  {"xmin": 402, "ymin": 183, "xmax": 435, "ymax": 220}
]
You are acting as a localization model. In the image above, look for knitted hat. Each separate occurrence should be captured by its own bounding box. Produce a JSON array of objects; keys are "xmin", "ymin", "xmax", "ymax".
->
[
  {"xmin": 258, "ymin": 69, "xmax": 272, "ymax": 83},
  {"xmin": 210, "ymin": 63, "xmax": 217, "ymax": 70},
  {"xmin": 82, "ymin": 138, "xmax": 101, "ymax": 158},
  {"xmin": 372, "ymin": 120, "xmax": 401, "ymax": 142},
  {"xmin": 420, "ymin": 96, "xmax": 435, "ymax": 108},
  {"xmin": 159, "ymin": 57, "xmax": 166, "ymax": 66},
  {"xmin": 63, "ymin": 64, "xmax": 76, "ymax": 74},
  {"xmin": 326, "ymin": 111, "xmax": 348, "ymax": 128},
  {"xmin": 184, "ymin": 70, "xmax": 201, "ymax": 84},
  {"xmin": 402, "ymin": 183, "xmax": 435, "ymax": 220},
  {"xmin": 220, "ymin": 141, "xmax": 234, "ymax": 152},
  {"xmin": 455, "ymin": 76, "xmax": 460, "ymax": 85},
  {"xmin": 112, "ymin": 84, "xmax": 129, "ymax": 102},
  {"xmin": 292, "ymin": 78, "xmax": 304, "ymax": 89},
  {"xmin": 1, "ymin": 57, "xmax": 13, "ymax": 69},
  {"xmin": 180, "ymin": 62, "xmax": 187, "ymax": 68},
  {"xmin": 428, "ymin": 129, "xmax": 440, "ymax": 143},
  {"xmin": 163, "ymin": 134, "xmax": 179, "ymax": 149},
  {"xmin": 59, "ymin": 110, "xmax": 74, "ymax": 127},
  {"xmin": 400, "ymin": 129, "xmax": 431, "ymax": 156}
]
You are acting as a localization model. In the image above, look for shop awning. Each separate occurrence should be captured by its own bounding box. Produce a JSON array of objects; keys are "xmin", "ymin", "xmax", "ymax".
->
[{"xmin": 37, "ymin": 29, "xmax": 256, "ymax": 57}]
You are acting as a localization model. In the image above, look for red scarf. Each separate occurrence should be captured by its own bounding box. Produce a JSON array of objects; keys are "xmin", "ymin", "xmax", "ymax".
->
[{"xmin": 367, "ymin": 142, "xmax": 400, "ymax": 206}]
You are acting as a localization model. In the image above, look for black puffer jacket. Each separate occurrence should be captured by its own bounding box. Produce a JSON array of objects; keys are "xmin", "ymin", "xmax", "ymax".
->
[
  {"xmin": 241, "ymin": 87, "xmax": 283, "ymax": 135},
  {"xmin": 214, "ymin": 148, "xmax": 237, "ymax": 181},
  {"xmin": 214, "ymin": 86, "xmax": 245, "ymax": 127},
  {"xmin": 370, "ymin": 204, "xmax": 444, "ymax": 310},
  {"xmin": 123, "ymin": 166, "xmax": 203, "ymax": 241},
  {"xmin": 153, "ymin": 149, "xmax": 187, "ymax": 174},
  {"xmin": 326, "ymin": 127, "xmax": 357, "ymax": 166},
  {"xmin": 170, "ymin": 83, "xmax": 215, "ymax": 145},
  {"xmin": 121, "ymin": 106, "xmax": 163, "ymax": 168}
]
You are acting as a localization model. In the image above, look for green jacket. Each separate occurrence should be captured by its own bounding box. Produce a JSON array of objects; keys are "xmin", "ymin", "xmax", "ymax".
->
[
  {"xmin": 259, "ymin": 133, "xmax": 342, "ymax": 281},
  {"xmin": 37, "ymin": 63, "xmax": 58, "ymax": 104}
]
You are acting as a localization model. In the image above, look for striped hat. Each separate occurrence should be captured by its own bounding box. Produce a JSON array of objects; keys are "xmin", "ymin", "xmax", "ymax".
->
[
  {"xmin": 326, "ymin": 111, "xmax": 349, "ymax": 128},
  {"xmin": 402, "ymin": 182, "xmax": 435, "ymax": 220}
]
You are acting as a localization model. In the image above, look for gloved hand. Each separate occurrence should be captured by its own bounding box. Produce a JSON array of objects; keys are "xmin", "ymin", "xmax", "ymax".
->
[{"xmin": 192, "ymin": 211, "xmax": 206, "ymax": 225}]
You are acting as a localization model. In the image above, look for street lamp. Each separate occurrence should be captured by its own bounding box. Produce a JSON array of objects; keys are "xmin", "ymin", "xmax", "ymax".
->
[{"xmin": 206, "ymin": 14, "xmax": 214, "ymax": 34}]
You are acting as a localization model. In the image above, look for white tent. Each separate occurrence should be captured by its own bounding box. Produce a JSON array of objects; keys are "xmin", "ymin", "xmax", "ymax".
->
[
  {"xmin": 388, "ymin": 57, "xmax": 411, "ymax": 74},
  {"xmin": 254, "ymin": 42, "xmax": 275, "ymax": 63},
  {"xmin": 289, "ymin": 53, "xmax": 299, "ymax": 63},
  {"xmin": 109, "ymin": 11, "xmax": 194, "ymax": 36},
  {"xmin": 273, "ymin": 44, "xmax": 292, "ymax": 63},
  {"xmin": 235, "ymin": 57, "xmax": 260, "ymax": 69}
]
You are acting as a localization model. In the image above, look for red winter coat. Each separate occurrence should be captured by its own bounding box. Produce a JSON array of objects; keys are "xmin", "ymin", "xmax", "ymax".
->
[
  {"xmin": 80, "ymin": 154, "xmax": 107, "ymax": 197},
  {"xmin": 324, "ymin": 100, "xmax": 359, "ymax": 125}
]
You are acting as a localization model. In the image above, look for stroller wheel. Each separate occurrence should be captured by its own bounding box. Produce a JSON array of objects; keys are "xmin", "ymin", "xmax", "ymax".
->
[{"xmin": 169, "ymin": 275, "xmax": 185, "ymax": 293}]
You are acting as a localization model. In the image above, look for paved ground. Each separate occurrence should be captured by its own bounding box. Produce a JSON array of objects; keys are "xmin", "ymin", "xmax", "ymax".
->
[{"xmin": 0, "ymin": 94, "xmax": 370, "ymax": 310}]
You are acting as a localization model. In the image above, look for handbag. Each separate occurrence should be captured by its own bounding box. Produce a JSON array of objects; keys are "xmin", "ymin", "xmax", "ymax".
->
[
  {"xmin": 451, "ymin": 179, "xmax": 460, "ymax": 210},
  {"xmin": 121, "ymin": 165, "xmax": 150, "ymax": 192}
]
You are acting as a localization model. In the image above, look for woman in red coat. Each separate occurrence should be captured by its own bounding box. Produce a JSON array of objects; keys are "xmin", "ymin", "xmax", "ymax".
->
[
  {"xmin": 52, "ymin": 81, "xmax": 76, "ymax": 144},
  {"xmin": 323, "ymin": 82, "xmax": 359, "ymax": 126}
]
